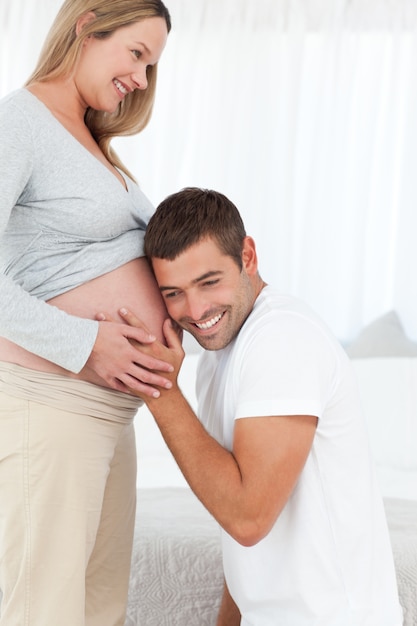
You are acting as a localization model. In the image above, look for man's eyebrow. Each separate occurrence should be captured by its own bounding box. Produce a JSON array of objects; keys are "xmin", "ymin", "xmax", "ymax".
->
[
  {"xmin": 159, "ymin": 284, "xmax": 180, "ymax": 292},
  {"xmin": 159, "ymin": 270, "xmax": 223, "ymax": 292}
]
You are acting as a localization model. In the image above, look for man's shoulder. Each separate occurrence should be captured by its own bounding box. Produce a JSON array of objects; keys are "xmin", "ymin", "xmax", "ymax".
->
[
  {"xmin": 244, "ymin": 287, "xmax": 341, "ymax": 355},
  {"xmin": 251, "ymin": 287, "xmax": 316, "ymax": 326}
]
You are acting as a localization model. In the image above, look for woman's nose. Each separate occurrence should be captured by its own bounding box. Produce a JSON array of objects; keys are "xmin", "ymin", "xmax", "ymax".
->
[{"xmin": 132, "ymin": 67, "xmax": 148, "ymax": 90}]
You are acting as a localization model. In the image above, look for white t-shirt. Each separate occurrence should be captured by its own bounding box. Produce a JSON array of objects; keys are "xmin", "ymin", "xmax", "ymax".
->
[{"xmin": 197, "ymin": 287, "xmax": 402, "ymax": 626}]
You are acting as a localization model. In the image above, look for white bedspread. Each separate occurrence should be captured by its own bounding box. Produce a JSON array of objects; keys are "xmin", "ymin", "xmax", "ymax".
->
[
  {"xmin": 0, "ymin": 490, "xmax": 414, "ymax": 624},
  {"xmin": 125, "ymin": 489, "xmax": 417, "ymax": 626},
  {"xmin": 384, "ymin": 498, "xmax": 417, "ymax": 626},
  {"xmin": 125, "ymin": 488, "xmax": 223, "ymax": 626}
]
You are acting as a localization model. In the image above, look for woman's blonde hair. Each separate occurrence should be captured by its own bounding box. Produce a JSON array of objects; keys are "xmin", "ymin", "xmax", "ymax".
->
[{"xmin": 26, "ymin": 0, "xmax": 171, "ymax": 178}]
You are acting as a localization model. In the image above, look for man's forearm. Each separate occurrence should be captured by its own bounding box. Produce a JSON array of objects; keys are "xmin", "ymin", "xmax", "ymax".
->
[{"xmin": 146, "ymin": 389, "xmax": 245, "ymax": 535}]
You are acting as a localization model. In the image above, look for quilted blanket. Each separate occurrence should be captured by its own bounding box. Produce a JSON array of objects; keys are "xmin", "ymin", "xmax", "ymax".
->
[
  {"xmin": 125, "ymin": 488, "xmax": 223, "ymax": 626},
  {"xmin": 126, "ymin": 489, "xmax": 417, "ymax": 626},
  {"xmin": 385, "ymin": 498, "xmax": 417, "ymax": 626},
  {"xmin": 0, "ymin": 490, "xmax": 414, "ymax": 624}
]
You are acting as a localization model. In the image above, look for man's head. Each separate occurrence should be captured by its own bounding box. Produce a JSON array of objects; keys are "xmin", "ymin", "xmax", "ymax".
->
[
  {"xmin": 144, "ymin": 187, "xmax": 247, "ymax": 267},
  {"xmin": 144, "ymin": 187, "xmax": 265, "ymax": 350}
]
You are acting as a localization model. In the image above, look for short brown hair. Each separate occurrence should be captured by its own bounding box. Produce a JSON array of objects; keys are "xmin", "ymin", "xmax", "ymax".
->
[{"xmin": 144, "ymin": 187, "xmax": 247, "ymax": 269}]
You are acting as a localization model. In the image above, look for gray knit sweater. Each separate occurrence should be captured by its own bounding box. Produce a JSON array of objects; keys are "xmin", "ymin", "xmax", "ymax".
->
[{"xmin": 0, "ymin": 89, "xmax": 155, "ymax": 373}]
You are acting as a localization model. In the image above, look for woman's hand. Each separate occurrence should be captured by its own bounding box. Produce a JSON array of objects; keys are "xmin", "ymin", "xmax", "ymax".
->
[{"xmin": 86, "ymin": 313, "xmax": 175, "ymax": 398}]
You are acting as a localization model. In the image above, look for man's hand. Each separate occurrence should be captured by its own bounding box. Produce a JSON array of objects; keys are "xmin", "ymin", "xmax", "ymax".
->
[{"xmin": 119, "ymin": 308, "xmax": 185, "ymax": 402}]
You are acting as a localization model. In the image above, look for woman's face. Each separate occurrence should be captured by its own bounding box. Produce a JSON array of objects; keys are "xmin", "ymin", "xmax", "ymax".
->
[{"xmin": 74, "ymin": 16, "xmax": 168, "ymax": 112}]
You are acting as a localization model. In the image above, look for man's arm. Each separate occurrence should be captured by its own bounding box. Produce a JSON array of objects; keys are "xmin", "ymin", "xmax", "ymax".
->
[
  {"xmin": 216, "ymin": 581, "xmax": 241, "ymax": 626},
  {"xmin": 121, "ymin": 310, "xmax": 318, "ymax": 546}
]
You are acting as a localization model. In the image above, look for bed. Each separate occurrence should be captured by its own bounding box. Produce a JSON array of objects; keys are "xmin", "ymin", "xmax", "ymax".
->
[{"xmin": 125, "ymin": 489, "xmax": 417, "ymax": 626}]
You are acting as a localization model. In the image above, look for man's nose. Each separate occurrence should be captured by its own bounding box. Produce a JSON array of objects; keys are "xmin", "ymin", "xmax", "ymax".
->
[{"xmin": 185, "ymin": 295, "xmax": 210, "ymax": 323}]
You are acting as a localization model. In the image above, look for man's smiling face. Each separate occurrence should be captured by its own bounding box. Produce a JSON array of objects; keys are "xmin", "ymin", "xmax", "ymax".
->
[{"xmin": 152, "ymin": 236, "xmax": 258, "ymax": 350}]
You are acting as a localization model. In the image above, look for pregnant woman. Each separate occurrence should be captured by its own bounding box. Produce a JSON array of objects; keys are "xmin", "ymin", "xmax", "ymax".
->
[{"xmin": 0, "ymin": 1, "xmax": 172, "ymax": 624}]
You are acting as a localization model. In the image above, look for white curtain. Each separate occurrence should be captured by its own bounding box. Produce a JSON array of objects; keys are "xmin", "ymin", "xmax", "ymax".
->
[{"xmin": 2, "ymin": 0, "xmax": 417, "ymax": 342}]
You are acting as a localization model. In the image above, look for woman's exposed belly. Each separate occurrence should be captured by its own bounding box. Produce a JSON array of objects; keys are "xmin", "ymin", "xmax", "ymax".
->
[{"xmin": 0, "ymin": 258, "xmax": 168, "ymax": 388}]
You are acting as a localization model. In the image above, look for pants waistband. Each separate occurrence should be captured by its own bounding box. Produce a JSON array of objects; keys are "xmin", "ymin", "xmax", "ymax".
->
[{"xmin": 0, "ymin": 361, "xmax": 143, "ymax": 422}]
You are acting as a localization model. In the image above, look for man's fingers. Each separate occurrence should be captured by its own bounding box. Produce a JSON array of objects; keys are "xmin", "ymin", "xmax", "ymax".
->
[
  {"xmin": 98, "ymin": 308, "xmax": 153, "ymax": 337},
  {"xmin": 163, "ymin": 318, "xmax": 184, "ymax": 351}
]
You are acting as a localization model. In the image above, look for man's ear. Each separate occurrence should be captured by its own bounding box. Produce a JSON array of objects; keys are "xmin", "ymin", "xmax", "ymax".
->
[
  {"xmin": 241, "ymin": 236, "xmax": 258, "ymax": 275},
  {"xmin": 76, "ymin": 12, "xmax": 97, "ymax": 37}
]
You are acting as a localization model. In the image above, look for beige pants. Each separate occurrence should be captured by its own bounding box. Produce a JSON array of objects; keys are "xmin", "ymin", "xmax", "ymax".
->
[{"xmin": 0, "ymin": 362, "xmax": 142, "ymax": 626}]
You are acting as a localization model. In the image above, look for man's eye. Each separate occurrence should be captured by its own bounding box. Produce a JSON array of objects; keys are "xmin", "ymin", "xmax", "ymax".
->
[{"xmin": 164, "ymin": 291, "xmax": 180, "ymax": 299}]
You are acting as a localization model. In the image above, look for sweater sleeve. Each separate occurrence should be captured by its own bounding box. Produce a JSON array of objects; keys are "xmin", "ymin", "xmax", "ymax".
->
[{"xmin": 0, "ymin": 93, "xmax": 99, "ymax": 373}]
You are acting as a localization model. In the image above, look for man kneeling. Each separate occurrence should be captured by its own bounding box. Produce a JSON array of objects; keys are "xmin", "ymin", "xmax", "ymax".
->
[{"xmin": 120, "ymin": 187, "xmax": 403, "ymax": 626}]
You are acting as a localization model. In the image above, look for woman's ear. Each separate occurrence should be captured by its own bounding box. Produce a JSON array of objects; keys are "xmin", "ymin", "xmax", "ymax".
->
[
  {"xmin": 241, "ymin": 236, "xmax": 258, "ymax": 275},
  {"xmin": 75, "ymin": 11, "xmax": 97, "ymax": 37}
]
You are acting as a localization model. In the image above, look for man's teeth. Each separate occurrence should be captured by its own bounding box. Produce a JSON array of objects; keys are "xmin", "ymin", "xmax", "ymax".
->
[
  {"xmin": 195, "ymin": 314, "xmax": 222, "ymax": 330},
  {"xmin": 114, "ymin": 79, "xmax": 128, "ymax": 94}
]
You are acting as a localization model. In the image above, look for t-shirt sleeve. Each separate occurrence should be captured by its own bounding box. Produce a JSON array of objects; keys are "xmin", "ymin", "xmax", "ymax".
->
[
  {"xmin": 234, "ymin": 312, "xmax": 337, "ymax": 420},
  {"xmin": 0, "ymin": 96, "xmax": 99, "ymax": 373}
]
